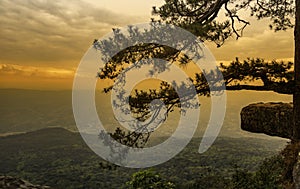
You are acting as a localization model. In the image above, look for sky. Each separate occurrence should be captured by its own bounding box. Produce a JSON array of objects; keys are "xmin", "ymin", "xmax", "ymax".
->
[{"xmin": 0, "ymin": 0, "xmax": 295, "ymax": 90}]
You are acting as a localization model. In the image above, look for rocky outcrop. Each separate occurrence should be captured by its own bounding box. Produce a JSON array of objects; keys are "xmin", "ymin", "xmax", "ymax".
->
[
  {"xmin": 240, "ymin": 102, "xmax": 293, "ymax": 139},
  {"xmin": 0, "ymin": 176, "xmax": 51, "ymax": 189}
]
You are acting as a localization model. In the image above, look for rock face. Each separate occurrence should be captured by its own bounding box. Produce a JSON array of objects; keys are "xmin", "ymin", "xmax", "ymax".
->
[
  {"xmin": 240, "ymin": 102, "xmax": 293, "ymax": 139},
  {"xmin": 0, "ymin": 176, "xmax": 51, "ymax": 189}
]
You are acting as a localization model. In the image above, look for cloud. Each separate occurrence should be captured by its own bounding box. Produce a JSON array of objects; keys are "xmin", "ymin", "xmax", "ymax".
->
[
  {"xmin": 0, "ymin": 0, "xmax": 146, "ymax": 67},
  {"xmin": 0, "ymin": 0, "xmax": 295, "ymax": 90},
  {"xmin": 0, "ymin": 0, "xmax": 293, "ymax": 67},
  {"xmin": 207, "ymin": 18, "xmax": 294, "ymax": 62},
  {"xmin": 0, "ymin": 64, "xmax": 74, "ymax": 79}
]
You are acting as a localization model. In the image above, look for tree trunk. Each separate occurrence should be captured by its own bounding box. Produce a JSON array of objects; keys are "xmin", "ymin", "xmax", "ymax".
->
[{"xmin": 293, "ymin": 0, "xmax": 300, "ymax": 140}]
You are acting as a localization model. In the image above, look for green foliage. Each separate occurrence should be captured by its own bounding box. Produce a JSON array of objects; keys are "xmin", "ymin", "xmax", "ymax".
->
[
  {"xmin": 230, "ymin": 169, "xmax": 254, "ymax": 189},
  {"xmin": 126, "ymin": 155, "xmax": 285, "ymax": 189},
  {"xmin": 254, "ymin": 155, "xmax": 284, "ymax": 188},
  {"xmin": 0, "ymin": 128, "xmax": 286, "ymax": 188},
  {"xmin": 228, "ymin": 155, "xmax": 284, "ymax": 189},
  {"xmin": 126, "ymin": 169, "xmax": 175, "ymax": 189}
]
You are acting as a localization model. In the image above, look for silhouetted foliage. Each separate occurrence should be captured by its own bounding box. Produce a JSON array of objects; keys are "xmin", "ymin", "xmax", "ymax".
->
[
  {"xmin": 95, "ymin": 1, "xmax": 296, "ymax": 182},
  {"xmin": 153, "ymin": 0, "xmax": 294, "ymax": 46},
  {"xmin": 220, "ymin": 58, "xmax": 294, "ymax": 94}
]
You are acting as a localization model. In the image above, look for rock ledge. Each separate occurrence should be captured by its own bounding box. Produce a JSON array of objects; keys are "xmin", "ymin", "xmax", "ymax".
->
[{"xmin": 241, "ymin": 102, "xmax": 293, "ymax": 139}]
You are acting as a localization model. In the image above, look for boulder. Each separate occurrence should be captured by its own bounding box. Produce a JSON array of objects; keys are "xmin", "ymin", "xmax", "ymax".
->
[{"xmin": 240, "ymin": 102, "xmax": 293, "ymax": 139}]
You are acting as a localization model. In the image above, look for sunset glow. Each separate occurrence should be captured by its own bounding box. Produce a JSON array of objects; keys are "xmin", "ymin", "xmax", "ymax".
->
[{"xmin": 0, "ymin": 0, "xmax": 294, "ymax": 90}]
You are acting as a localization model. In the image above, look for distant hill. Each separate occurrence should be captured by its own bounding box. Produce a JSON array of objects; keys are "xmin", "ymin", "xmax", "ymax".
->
[
  {"xmin": 0, "ymin": 127, "xmax": 287, "ymax": 188},
  {"xmin": 0, "ymin": 89, "xmax": 76, "ymax": 133}
]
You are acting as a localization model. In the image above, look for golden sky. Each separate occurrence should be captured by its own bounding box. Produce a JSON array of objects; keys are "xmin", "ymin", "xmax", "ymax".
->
[{"xmin": 0, "ymin": 0, "xmax": 294, "ymax": 90}]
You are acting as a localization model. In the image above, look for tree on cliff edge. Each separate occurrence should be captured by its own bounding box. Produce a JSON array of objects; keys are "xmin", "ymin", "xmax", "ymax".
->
[
  {"xmin": 96, "ymin": 0, "xmax": 298, "ymax": 142},
  {"xmin": 154, "ymin": 0, "xmax": 299, "ymax": 140},
  {"xmin": 95, "ymin": 0, "xmax": 299, "ymax": 186}
]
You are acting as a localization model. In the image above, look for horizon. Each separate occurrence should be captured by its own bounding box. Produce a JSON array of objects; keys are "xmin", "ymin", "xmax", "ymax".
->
[{"xmin": 0, "ymin": 0, "xmax": 294, "ymax": 90}]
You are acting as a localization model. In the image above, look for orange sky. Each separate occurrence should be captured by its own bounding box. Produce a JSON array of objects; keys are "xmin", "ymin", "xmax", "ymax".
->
[{"xmin": 0, "ymin": 0, "xmax": 294, "ymax": 90}]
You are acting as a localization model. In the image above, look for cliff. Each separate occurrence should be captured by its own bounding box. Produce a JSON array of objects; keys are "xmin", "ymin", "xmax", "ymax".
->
[{"xmin": 240, "ymin": 102, "xmax": 293, "ymax": 139}]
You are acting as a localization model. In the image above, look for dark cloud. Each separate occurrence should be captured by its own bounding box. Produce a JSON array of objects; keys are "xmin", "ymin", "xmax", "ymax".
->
[
  {"xmin": 0, "ymin": 0, "xmax": 146, "ymax": 67},
  {"xmin": 0, "ymin": 0, "xmax": 294, "ymax": 69}
]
